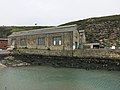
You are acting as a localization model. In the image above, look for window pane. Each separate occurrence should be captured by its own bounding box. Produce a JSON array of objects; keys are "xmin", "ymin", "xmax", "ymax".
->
[
  {"xmin": 38, "ymin": 37, "xmax": 45, "ymax": 45},
  {"xmin": 53, "ymin": 36, "xmax": 62, "ymax": 45},
  {"xmin": 20, "ymin": 38, "xmax": 26, "ymax": 46}
]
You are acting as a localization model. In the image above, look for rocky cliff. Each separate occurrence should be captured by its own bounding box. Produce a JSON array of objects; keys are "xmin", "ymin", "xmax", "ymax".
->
[{"xmin": 61, "ymin": 15, "xmax": 120, "ymax": 47}]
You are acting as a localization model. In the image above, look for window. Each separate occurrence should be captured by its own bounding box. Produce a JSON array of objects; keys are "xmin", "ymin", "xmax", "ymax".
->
[
  {"xmin": 53, "ymin": 36, "xmax": 62, "ymax": 46},
  {"xmin": 38, "ymin": 37, "xmax": 45, "ymax": 45},
  {"xmin": 20, "ymin": 38, "xmax": 26, "ymax": 46}
]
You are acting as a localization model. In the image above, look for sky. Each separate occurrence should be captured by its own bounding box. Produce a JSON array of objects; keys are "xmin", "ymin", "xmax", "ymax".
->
[{"xmin": 0, "ymin": 0, "xmax": 120, "ymax": 26}]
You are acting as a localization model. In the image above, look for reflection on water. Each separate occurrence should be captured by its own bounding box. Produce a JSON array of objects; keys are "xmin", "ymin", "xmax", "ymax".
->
[{"xmin": 0, "ymin": 66, "xmax": 120, "ymax": 90}]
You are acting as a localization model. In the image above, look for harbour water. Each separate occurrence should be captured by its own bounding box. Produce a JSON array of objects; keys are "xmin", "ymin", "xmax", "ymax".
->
[{"xmin": 0, "ymin": 66, "xmax": 120, "ymax": 90}]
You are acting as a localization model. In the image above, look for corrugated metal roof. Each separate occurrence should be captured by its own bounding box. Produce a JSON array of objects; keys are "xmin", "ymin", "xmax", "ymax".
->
[{"xmin": 8, "ymin": 25, "xmax": 77, "ymax": 37}]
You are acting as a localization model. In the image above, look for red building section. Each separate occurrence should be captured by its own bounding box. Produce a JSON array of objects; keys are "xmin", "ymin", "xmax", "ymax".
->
[{"xmin": 0, "ymin": 39, "xmax": 8, "ymax": 49}]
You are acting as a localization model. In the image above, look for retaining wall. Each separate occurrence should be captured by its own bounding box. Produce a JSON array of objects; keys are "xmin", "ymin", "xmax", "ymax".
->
[
  {"xmin": 16, "ymin": 49, "xmax": 120, "ymax": 59},
  {"xmin": 0, "ymin": 49, "xmax": 120, "ymax": 70}
]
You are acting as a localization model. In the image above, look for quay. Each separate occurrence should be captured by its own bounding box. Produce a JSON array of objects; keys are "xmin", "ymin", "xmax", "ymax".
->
[{"xmin": 0, "ymin": 49, "xmax": 120, "ymax": 71}]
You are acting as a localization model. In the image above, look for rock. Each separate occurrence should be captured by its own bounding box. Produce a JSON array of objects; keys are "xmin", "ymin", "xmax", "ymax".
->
[
  {"xmin": 12, "ymin": 62, "xmax": 30, "ymax": 67},
  {"xmin": 0, "ymin": 63, "xmax": 7, "ymax": 68}
]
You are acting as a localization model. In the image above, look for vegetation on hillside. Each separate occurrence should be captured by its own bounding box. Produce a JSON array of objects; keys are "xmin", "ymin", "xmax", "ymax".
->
[
  {"xmin": 10, "ymin": 26, "xmax": 53, "ymax": 32},
  {"xmin": 0, "ymin": 26, "xmax": 52, "ymax": 38},
  {"xmin": 60, "ymin": 15, "xmax": 120, "ymax": 26},
  {"xmin": 61, "ymin": 15, "xmax": 120, "ymax": 47},
  {"xmin": 0, "ymin": 27, "xmax": 12, "ymax": 38}
]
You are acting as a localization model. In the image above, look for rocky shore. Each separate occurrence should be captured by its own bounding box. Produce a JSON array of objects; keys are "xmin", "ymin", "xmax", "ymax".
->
[
  {"xmin": 0, "ymin": 54, "xmax": 30, "ymax": 67},
  {"xmin": 0, "ymin": 50, "xmax": 120, "ymax": 71}
]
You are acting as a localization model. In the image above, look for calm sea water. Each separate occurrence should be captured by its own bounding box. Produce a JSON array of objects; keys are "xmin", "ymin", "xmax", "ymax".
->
[{"xmin": 0, "ymin": 66, "xmax": 120, "ymax": 90}]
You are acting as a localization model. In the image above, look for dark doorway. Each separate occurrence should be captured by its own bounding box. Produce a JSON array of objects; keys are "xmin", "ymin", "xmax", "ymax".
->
[
  {"xmin": 75, "ymin": 42, "xmax": 77, "ymax": 49},
  {"xmin": 93, "ymin": 45, "xmax": 100, "ymax": 49}
]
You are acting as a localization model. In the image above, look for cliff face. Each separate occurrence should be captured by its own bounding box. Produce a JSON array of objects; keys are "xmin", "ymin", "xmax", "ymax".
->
[
  {"xmin": 78, "ymin": 20, "xmax": 120, "ymax": 47},
  {"xmin": 61, "ymin": 15, "xmax": 120, "ymax": 47}
]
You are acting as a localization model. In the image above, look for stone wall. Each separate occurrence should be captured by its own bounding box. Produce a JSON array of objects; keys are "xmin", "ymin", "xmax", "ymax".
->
[
  {"xmin": 0, "ymin": 49, "xmax": 120, "ymax": 70},
  {"xmin": 17, "ymin": 49, "xmax": 120, "ymax": 59},
  {"xmin": 10, "ymin": 32, "xmax": 74, "ymax": 50},
  {"xmin": 16, "ymin": 49, "xmax": 73, "ymax": 57}
]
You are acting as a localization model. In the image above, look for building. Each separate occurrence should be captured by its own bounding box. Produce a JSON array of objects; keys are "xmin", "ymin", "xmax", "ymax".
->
[
  {"xmin": 84, "ymin": 43, "xmax": 100, "ymax": 49},
  {"xmin": 8, "ymin": 25, "xmax": 86, "ymax": 50},
  {"xmin": 0, "ymin": 38, "xmax": 8, "ymax": 50}
]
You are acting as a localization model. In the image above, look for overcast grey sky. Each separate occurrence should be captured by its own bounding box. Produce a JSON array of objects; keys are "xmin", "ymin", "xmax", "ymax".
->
[{"xmin": 0, "ymin": 0, "xmax": 120, "ymax": 26}]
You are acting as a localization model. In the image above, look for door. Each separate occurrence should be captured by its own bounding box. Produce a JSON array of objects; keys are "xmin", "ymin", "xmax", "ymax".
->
[{"xmin": 75, "ymin": 42, "xmax": 77, "ymax": 49}]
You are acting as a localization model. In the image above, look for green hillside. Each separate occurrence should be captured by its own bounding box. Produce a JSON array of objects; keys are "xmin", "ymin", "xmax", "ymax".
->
[
  {"xmin": 60, "ymin": 15, "xmax": 120, "ymax": 26},
  {"xmin": 0, "ymin": 26, "xmax": 52, "ymax": 38},
  {"xmin": 61, "ymin": 15, "xmax": 120, "ymax": 47}
]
